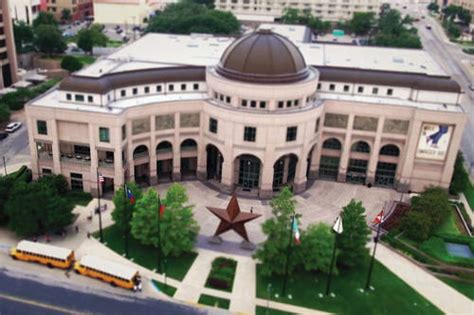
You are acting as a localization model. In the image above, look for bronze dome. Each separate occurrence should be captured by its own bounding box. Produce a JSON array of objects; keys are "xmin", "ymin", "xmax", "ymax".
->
[{"xmin": 216, "ymin": 29, "xmax": 309, "ymax": 84}]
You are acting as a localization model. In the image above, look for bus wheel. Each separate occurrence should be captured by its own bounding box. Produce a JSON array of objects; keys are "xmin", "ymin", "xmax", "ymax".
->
[
  {"xmin": 47, "ymin": 263, "xmax": 53, "ymax": 269},
  {"xmin": 11, "ymin": 255, "xmax": 17, "ymax": 260},
  {"xmin": 111, "ymin": 282, "xmax": 117, "ymax": 287},
  {"xmin": 74, "ymin": 269, "xmax": 80, "ymax": 274}
]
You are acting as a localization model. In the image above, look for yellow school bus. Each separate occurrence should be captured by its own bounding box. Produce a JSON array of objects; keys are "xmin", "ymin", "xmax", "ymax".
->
[
  {"xmin": 74, "ymin": 255, "xmax": 142, "ymax": 292},
  {"xmin": 10, "ymin": 240, "xmax": 75, "ymax": 269}
]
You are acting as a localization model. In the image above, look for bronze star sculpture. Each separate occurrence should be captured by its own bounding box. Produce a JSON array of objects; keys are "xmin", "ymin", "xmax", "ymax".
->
[{"xmin": 207, "ymin": 193, "xmax": 261, "ymax": 242}]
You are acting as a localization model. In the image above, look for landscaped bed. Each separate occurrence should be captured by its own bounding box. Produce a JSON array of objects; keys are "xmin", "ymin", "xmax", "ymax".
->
[
  {"xmin": 205, "ymin": 257, "xmax": 237, "ymax": 292},
  {"xmin": 151, "ymin": 279, "xmax": 177, "ymax": 297},
  {"xmin": 98, "ymin": 225, "xmax": 197, "ymax": 281},
  {"xmin": 255, "ymin": 306, "xmax": 293, "ymax": 315},
  {"xmin": 198, "ymin": 294, "xmax": 230, "ymax": 309},
  {"xmin": 256, "ymin": 261, "xmax": 442, "ymax": 315}
]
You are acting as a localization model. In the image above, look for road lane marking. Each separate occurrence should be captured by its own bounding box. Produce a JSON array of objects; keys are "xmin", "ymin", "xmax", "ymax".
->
[{"xmin": 0, "ymin": 292, "xmax": 86, "ymax": 314}]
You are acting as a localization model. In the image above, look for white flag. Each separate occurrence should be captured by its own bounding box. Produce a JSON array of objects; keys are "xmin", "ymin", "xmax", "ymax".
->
[{"xmin": 333, "ymin": 215, "xmax": 343, "ymax": 234}]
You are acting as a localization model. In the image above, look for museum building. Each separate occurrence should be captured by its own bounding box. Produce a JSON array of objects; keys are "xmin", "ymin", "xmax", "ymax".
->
[{"xmin": 25, "ymin": 29, "xmax": 467, "ymax": 197}]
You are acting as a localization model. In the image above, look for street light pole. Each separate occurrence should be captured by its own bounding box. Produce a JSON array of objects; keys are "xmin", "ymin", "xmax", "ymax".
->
[
  {"xmin": 157, "ymin": 196, "xmax": 162, "ymax": 274},
  {"xmin": 3, "ymin": 156, "xmax": 7, "ymax": 175},
  {"xmin": 365, "ymin": 221, "xmax": 382, "ymax": 290},
  {"xmin": 325, "ymin": 231, "xmax": 338, "ymax": 295},
  {"xmin": 96, "ymin": 168, "xmax": 104, "ymax": 243},
  {"xmin": 124, "ymin": 183, "xmax": 129, "ymax": 258},
  {"xmin": 281, "ymin": 214, "xmax": 295, "ymax": 297}
]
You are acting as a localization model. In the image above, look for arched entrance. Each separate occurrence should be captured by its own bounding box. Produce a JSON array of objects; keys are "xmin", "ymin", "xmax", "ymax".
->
[
  {"xmin": 306, "ymin": 144, "xmax": 317, "ymax": 179},
  {"xmin": 273, "ymin": 154, "xmax": 298, "ymax": 191},
  {"xmin": 319, "ymin": 138, "xmax": 342, "ymax": 180},
  {"xmin": 133, "ymin": 145, "xmax": 149, "ymax": 185},
  {"xmin": 206, "ymin": 144, "xmax": 224, "ymax": 181},
  {"xmin": 234, "ymin": 154, "xmax": 261, "ymax": 191},
  {"xmin": 156, "ymin": 141, "xmax": 173, "ymax": 182},
  {"xmin": 375, "ymin": 144, "xmax": 400, "ymax": 187},
  {"xmin": 346, "ymin": 140, "xmax": 371, "ymax": 185},
  {"xmin": 180, "ymin": 139, "xmax": 198, "ymax": 179}
]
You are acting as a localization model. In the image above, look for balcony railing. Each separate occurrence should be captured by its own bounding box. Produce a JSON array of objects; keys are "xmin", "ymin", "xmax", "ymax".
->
[
  {"xmin": 38, "ymin": 151, "xmax": 53, "ymax": 160},
  {"xmin": 60, "ymin": 153, "xmax": 91, "ymax": 165},
  {"xmin": 99, "ymin": 159, "xmax": 114, "ymax": 168}
]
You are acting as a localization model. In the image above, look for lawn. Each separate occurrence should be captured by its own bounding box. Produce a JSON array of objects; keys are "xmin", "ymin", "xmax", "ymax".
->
[
  {"xmin": 198, "ymin": 294, "xmax": 230, "ymax": 309},
  {"xmin": 256, "ymin": 261, "xmax": 442, "ymax": 315},
  {"xmin": 99, "ymin": 225, "xmax": 197, "ymax": 281},
  {"xmin": 438, "ymin": 277, "xmax": 474, "ymax": 300},
  {"xmin": 151, "ymin": 279, "xmax": 177, "ymax": 297},
  {"xmin": 256, "ymin": 306, "xmax": 293, "ymax": 315},
  {"xmin": 76, "ymin": 55, "xmax": 96, "ymax": 65},
  {"xmin": 205, "ymin": 257, "xmax": 237, "ymax": 292},
  {"xmin": 435, "ymin": 208, "xmax": 463, "ymax": 235},
  {"xmin": 64, "ymin": 191, "xmax": 92, "ymax": 207},
  {"xmin": 463, "ymin": 182, "xmax": 474, "ymax": 211}
]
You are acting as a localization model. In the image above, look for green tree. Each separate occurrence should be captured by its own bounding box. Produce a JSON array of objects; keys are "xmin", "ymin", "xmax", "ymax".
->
[
  {"xmin": 111, "ymin": 182, "xmax": 142, "ymax": 235},
  {"xmin": 349, "ymin": 12, "xmax": 375, "ymax": 35},
  {"xmin": 281, "ymin": 8, "xmax": 301, "ymax": 24},
  {"xmin": 77, "ymin": 27, "xmax": 108, "ymax": 54},
  {"xmin": 34, "ymin": 25, "xmax": 66, "ymax": 56},
  {"xmin": 32, "ymin": 12, "xmax": 58, "ymax": 29},
  {"xmin": 254, "ymin": 187, "xmax": 300, "ymax": 276},
  {"xmin": 337, "ymin": 200, "xmax": 370, "ymax": 269},
  {"xmin": 191, "ymin": 0, "xmax": 215, "ymax": 9},
  {"xmin": 131, "ymin": 184, "xmax": 199, "ymax": 257},
  {"xmin": 5, "ymin": 181, "xmax": 74, "ymax": 237},
  {"xmin": 0, "ymin": 176, "xmax": 14, "ymax": 225},
  {"xmin": 37, "ymin": 174, "xmax": 69, "ymax": 195},
  {"xmin": 61, "ymin": 9, "xmax": 72, "ymax": 23},
  {"xmin": 1, "ymin": 88, "xmax": 35, "ymax": 111},
  {"xmin": 299, "ymin": 223, "xmax": 335, "ymax": 274},
  {"xmin": 13, "ymin": 22, "xmax": 34, "ymax": 53},
  {"xmin": 61, "ymin": 56, "xmax": 83, "ymax": 72},
  {"xmin": 400, "ymin": 211, "xmax": 432, "ymax": 241},
  {"xmin": 427, "ymin": 2, "xmax": 439, "ymax": 12},
  {"xmin": 450, "ymin": 152, "xmax": 470, "ymax": 194},
  {"xmin": 0, "ymin": 104, "xmax": 11, "ymax": 124},
  {"xmin": 411, "ymin": 187, "xmax": 451, "ymax": 228}
]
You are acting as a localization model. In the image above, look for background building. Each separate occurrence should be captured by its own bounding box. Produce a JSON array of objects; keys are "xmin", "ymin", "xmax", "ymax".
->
[
  {"xmin": 9, "ymin": 0, "xmax": 41, "ymax": 25},
  {"xmin": 216, "ymin": 0, "xmax": 381, "ymax": 22},
  {"xmin": 93, "ymin": 0, "xmax": 175, "ymax": 25},
  {"xmin": 0, "ymin": 0, "xmax": 18, "ymax": 89},
  {"xmin": 25, "ymin": 27, "xmax": 466, "ymax": 197},
  {"xmin": 44, "ymin": 0, "xmax": 93, "ymax": 21}
]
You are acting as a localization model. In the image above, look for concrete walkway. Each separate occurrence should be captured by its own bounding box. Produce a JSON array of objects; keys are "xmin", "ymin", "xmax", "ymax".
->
[
  {"xmin": 376, "ymin": 243, "xmax": 473, "ymax": 315},
  {"xmin": 255, "ymin": 298, "xmax": 330, "ymax": 315}
]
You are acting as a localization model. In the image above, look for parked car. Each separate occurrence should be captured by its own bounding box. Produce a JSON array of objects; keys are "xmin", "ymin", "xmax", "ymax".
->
[
  {"xmin": 5, "ymin": 122, "xmax": 22, "ymax": 133},
  {"xmin": 426, "ymin": 25, "xmax": 432, "ymax": 30},
  {"xmin": 0, "ymin": 132, "xmax": 8, "ymax": 140}
]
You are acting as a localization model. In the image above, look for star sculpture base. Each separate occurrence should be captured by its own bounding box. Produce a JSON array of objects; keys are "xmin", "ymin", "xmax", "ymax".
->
[
  {"xmin": 207, "ymin": 192, "xmax": 261, "ymax": 242},
  {"xmin": 240, "ymin": 240, "xmax": 256, "ymax": 251},
  {"xmin": 207, "ymin": 235, "xmax": 223, "ymax": 245}
]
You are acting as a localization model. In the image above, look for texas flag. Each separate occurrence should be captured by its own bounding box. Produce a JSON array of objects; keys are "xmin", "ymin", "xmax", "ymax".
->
[
  {"xmin": 372, "ymin": 210, "xmax": 385, "ymax": 225},
  {"xmin": 126, "ymin": 186, "xmax": 135, "ymax": 205},
  {"xmin": 292, "ymin": 216, "xmax": 301, "ymax": 245},
  {"xmin": 159, "ymin": 203, "xmax": 166, "ymax": 217}
]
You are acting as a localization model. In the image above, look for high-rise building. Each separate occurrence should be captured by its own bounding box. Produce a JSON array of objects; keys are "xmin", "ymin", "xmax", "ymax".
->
[
  {"xmin": 0, "ymin": 0, "xmax": 18, "ymax": 89},
  {"xmin": 44, "ymin": 0, "xmax": 93, "ymax": 21},
  {"xmin": 9, "ymin": 0, "xmax": 41, "ymax": 25}
]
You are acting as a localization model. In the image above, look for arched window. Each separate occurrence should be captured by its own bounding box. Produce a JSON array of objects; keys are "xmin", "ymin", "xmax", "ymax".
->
[
  {"xmin": 133, "ymin": 145, "xmax": 149, "ymax": 158},
  {"xmin": 156, "ymin": 141, "xmax": 172, "ymax": 153},
  {"xmin": 351, "ymin": 141, "xmax": 370, "ymax": 153},
  {"xmin": 379, "ymin": 144, "xmax": 400, "ymax": 157},
  {"xmin": 181, "ymin": 139, "xmax": 197, "ymax": 150},
  {"xmin": 322, "ymin": 138, "xmax": 342, "ymax": 150}
]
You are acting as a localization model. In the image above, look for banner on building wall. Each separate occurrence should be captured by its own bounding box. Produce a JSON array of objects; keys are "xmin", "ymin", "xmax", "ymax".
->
[{"xmin": 416, "ymin": 123, "xmax": 453, "ymax": 161}]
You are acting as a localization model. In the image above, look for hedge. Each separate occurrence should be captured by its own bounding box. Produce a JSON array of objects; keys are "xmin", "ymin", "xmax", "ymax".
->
[{"xmin": 382, "ymin": 234, "xmax": 438, "ymax": 265}]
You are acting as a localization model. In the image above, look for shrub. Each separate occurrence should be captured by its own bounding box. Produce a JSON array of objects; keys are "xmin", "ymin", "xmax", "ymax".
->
[
  {"xmin": 61, "ymin": 55, "xmax": 83, "ymax": 72},
  {"xmin": 0, "ymin": 103, "xmax": 10, "ymax": 123},
  {"xmin": 400, "ymin": 211, "xmax": 432, "ymax": 241},
  {"xmin": 38, "ymin": 174, "xmax": 68, "ymax": 195},
  {"xmin": 450, "ymin": 152, "xmax": 470, "ymax": 194},
  {"xmin": 1, "ymin": 88, "xmax": 34, "ymax": 111}
]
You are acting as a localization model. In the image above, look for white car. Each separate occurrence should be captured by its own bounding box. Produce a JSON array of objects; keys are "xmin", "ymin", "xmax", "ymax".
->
[{"xmin": 5, "ymin": 122, "xmax": 22, "ymax": 133}]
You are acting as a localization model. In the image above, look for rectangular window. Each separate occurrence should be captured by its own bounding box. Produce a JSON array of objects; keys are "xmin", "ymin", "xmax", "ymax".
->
[
  {"xmin": 343, "ymin": 85, "xmax": 350, "ymax": 92},
  {"xmin": 70, "ymin": 172, "xmax": 83, "ymax": 191},
  {"xmin": 99, "ymin": 127, "xmax": 110, "ymax": 142},
  {"xmin": 87, "ymin": 96, "xmax": 93, "ymax": 103},
  {"xmin": 122, "ymin": 124, "xmax": 126, "ymax": 140},
  {"xmin": 241, "ymin": 99, "xmax": 248, "ymax": 107},
  {"xmin": 372, "ymin": 87, "xmax": 378, "ymax": 95},
  {"xmin": 317, "ymin": 83, "xmax": 321, "ymax": 90},
  {"xmin": 315, "ymin": 118, "xmax": 320, "ymax": 133},
  {"xmin": 42, "ymin": 168, "xmax": 52, "ymax": 175},
  {"xmin": 193, "ymin": 83, "xmax": 199, "ymax": 91},
  {"xmin": 329, "ymin": 84, "xmax": 335, "ymax": 91},
  {"xmin": 226, "ymin": 96, "xmax": 231, "ymax": 103},
  {"xmin": 243, "ymin": 126, "xmax": 256, "ymax": 142},
  {"xmin": 259, "ymin": 101, "xmax": 266, "ymax": 108},
  {"xmin": 286, "ymin": 100, "xmax": 292, "ymax": 108},
  {"xmin": 286, "ymin": 126, "xmax": 297, "ymax": 142},
  {"xmin": 75, "ymin": 94, "xmax": 84, "ymax": 102},
  {"xmin": 37, "ymin": 120, "xmax": 47, "ymax": 135},
  {"xmin": 357, "ymin": 86, "xmax": 364, "ymax": 93},
  {"xmin": 250, "ymin": 100, "xmax": 257, "ymax": 108},
  {"xmin": 121, "ymin": 90, "xmax": 126, "ymax": 97},
  {"xmin": 144, "ymin": 86, "xmax": 150, "ymax": 94},
  {"xmin": 294, "ymin": 100, "xmax": 299, "ymax": 106},
  {"xmin": 169, "ymin": 84, "xmax": 174, "ymax": 92},
  {"xmin": 278, "ymin": 101, "xmax": 284, "ymax": 108},
  {"xmin": 219, "ymin": 94, "xmax": 224, "ymax": 102},
  {"xmin": 66, "ymin": 93, "xmax": 72, "ymax": 101},
  {"xmin": 132, "ymin": 88, "xmax": 138, "ymax": 95},
  {"xmin": 181, "ymin": 84, "xmax": 186, "ymax": 91},
  {"xmin": 156, "ymin": 85, "xmax": 162, "ymax": 92},
  {"xmin": 387, "ymin": 88, "xmax": 393, "ymax": 96},
  {"xmin": 209, "ymin": 118, "xmax": 218, "ymax": 134}
]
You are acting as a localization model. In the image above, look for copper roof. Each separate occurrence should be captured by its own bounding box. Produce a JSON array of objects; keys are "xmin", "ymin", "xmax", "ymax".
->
[{"xmin": 216, "ymin": 29, "xmax": 310, "ymax": 84}]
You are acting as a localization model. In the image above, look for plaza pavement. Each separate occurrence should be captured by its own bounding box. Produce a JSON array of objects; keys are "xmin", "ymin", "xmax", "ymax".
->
[{"xmin": 1, "ymin": 180, "xmax": 473, "ymax": 314}]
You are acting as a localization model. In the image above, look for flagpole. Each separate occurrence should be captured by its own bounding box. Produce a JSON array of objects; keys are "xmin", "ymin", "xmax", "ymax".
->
[
  {"xmin": 97, "ymin": 168, "xmax": 104, "ymax": 243},
  {"xmin": 124, "ymin": 183, "xmax": 129, "ymax": 258},
  {"xmin": 325, "ymin": 231, "xmax": 337, "ymax": 295},
  {"xmin": 281, "ymin": 213, "xmax": 295, "ymax": 297},
  {"xmin": 157, "ymin": 196, "xmax": 162, "ymax": 274},
  {"xmin": 365, "ymin": 221, "xmax": 382, "ymax": 290}
]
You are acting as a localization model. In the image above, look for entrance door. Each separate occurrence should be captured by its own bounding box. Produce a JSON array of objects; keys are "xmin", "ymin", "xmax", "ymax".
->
[
  {"xmin": 238, "ymin": 156, "xmax": 260, "ymax": 189},
  {"xmin": 375, "ymin": 162, "xmax": 397, "ymax": 187},
  {"xmin": 319, "ymin": 156, "xmax": 340, "ymax": 180}
]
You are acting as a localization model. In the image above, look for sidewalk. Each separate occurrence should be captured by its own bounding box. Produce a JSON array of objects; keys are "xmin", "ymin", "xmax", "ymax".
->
[{"xmin": 376, "ymin": 243, "xmax": 473, "ymax": 315}]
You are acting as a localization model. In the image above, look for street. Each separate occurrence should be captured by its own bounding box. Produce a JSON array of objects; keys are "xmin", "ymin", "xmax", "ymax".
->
[
  {"xmin": 0, "ymin": 110, "xmax": 30, "ymax": 175},
  {"xmin": 0, "ymin": 267, "xmax": 206, "ymax": 315}
]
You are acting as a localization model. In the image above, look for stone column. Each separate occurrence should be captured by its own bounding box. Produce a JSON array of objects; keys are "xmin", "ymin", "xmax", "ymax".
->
[
  {"xmin": 337, "ymin": 114, "xmax": 354, "ymax": 182},
  {"xmin": 27, "ymin": 116, "xmax": 40, "ymax": 179},
  {"xmin": 308, "ymin": 144, "xmax": 320, "ymax": 179},
  {"xmin": 51, "ymin": 119, "xmax": 61, "ymax": 175},
  {"xmin": 172, "ymin": 113, "xmax": 181, "ymax": 181},
  {"xmin": 127, "ymin": 121, "xmax": 135, "ymax": 182},
  {"xmin": 196, "ymin": 114, "xmax": 207, "ymax": 180},
  {"xmin": 149, "ymin": 116, "xmax": 158, "ymax": 185},
  {"xmin": 88, "ymin": 124, "xmax": 99, "ymax": 197},
  {"xmin": 367, "ymin": 117, "xmax": 384, "ymax": 185},
  {"xmin": 259, "ymin": 146, "xmax": 275, "ymax": 199},
  {"xmin": 397, "ymin": 119, "xmax": 423, "ymax": 191},
  {"xmin": 282, "ymin": 156, "xmax": 290, "ymax": 184},
  {"xmin": 293, "ymin": 154, "xmax": 308, "ymax": 194},
  {"xmin": 114, "ymin": 126, "xmax": 124, "ymax": 191}
]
